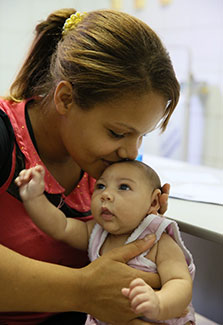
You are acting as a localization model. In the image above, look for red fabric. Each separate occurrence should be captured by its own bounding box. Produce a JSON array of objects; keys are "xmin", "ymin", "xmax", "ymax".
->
[
  {"xmin": 0, "ymin": 312, "xmax": 56, "ymax": 325},
  {"xmin": 0, "ymin": 99, "xmax": 96, "ymax": 324}
]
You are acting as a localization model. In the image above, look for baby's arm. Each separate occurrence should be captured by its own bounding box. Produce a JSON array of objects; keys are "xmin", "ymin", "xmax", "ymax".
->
[
  {"xmin": 122, "ymin": 233, "xmax": 192, "ymax": 321},
  {"xmin": 15, "ymin": 166, "xmax": 95, "ymax": 250}
]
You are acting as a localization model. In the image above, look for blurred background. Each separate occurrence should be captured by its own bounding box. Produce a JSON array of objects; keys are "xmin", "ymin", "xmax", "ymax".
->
[{"xmin": 0, "ymin": 0, "xmax": 222, "ymax": 170}]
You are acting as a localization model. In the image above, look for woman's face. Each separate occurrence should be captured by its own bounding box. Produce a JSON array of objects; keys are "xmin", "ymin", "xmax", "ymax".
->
[{"xmin": 58, "ymin": 91, "xmax": 166, "ymax": 179}]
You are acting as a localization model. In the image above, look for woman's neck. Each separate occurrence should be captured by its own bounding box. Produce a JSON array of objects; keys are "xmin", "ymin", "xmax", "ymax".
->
[{"xmin": 27, "ymin": 100, "xmax": 82, "ymax": 194}]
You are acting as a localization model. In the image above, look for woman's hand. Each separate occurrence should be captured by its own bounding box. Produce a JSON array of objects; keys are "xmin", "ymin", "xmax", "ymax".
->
[
  {"xmin": 128, "ymin": 320, "xmax": 167, "ymax": 325},
  {"xmin": 158, "ymin": 183, "xmax": 170, "ymax": 215},
  {"xmin": 0, "ymin": 237, "xmax": 158, "ymax": 318},
  {"xmin": 79, "ymin": 234, "xmax": 161, "ymax": 324}
]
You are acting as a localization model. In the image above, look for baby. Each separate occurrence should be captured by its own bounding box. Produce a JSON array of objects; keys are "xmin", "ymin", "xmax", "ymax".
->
[{"xmin": 15, "ymin": 160, "xmax": 195, "ymax": 324}]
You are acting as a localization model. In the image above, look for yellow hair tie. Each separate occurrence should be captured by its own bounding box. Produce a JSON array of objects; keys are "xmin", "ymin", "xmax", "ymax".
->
[{"xmin": 62, "ymin": 12, "xmax": 86, "ymax": 36}]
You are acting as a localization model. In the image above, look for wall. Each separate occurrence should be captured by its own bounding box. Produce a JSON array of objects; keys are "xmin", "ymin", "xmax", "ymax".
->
[
  {"xmin": 0, "ymin": 0, "xmax": 110, "ymax": 97},
  {"xmin": 122, "ymin": 0, "xmax": 223, "ymax": 169},
  {"xmin": 182, "ymin": 232, "xmax": 223, "ymax": 324}
]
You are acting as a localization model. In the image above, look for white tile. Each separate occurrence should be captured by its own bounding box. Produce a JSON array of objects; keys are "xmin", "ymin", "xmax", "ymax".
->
[{"xmin": 195, "ymin": 313, "xmax": 220, "ymax": 325}]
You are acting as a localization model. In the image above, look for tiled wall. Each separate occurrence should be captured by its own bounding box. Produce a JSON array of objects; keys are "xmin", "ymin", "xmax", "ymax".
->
[
  {"xmin": 0, "ymin": 0, "xmax": 110, "ymax": 96},
  {"xmin": 1, "ymin": 0, "xmax": 222, "ymax": 168},
  {"xmin": 124, "ymin": 0, "xmax": 223, "ymax": 169}
]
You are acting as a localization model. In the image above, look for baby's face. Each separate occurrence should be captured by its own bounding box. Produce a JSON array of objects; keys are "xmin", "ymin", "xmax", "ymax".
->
[{"xmin": 91, "ymin": 163, "xmax": 154, "ymax": 236}]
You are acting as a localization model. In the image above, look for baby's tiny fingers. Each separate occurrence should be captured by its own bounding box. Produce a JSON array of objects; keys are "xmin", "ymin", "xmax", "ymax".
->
[
  {"xmin": 128, "ymin": 284, "xmax": 149, "ymax": 301},
  {"xmin": 35, "ymin": 165, "xmax": 45, "ymax": 175},
  {"xmin": 20, "ymin": 169, "xmax": 33, "ymax": 181},
  {"xmin": 14, "ymin": 177, "xmax": 21, "ymax": 186},
  {"xmin": 131, "ymin": 293, "xmax": 150, "ymax": 311},
  {"xmin": 18, "ymin": 169, "xmax": 27, "ymax": 178},
  {"xmin": 129, "ymin": 278, "xmax": 147, "ymax": 288},
  {"xmin": 15, "ymin": 170, "xmax": 31, "ymax": 185},
  {"xmin": 121, "ymin": 287, "xmax": 130, "ymax": 297},
  {"xmin": 134, "ymin": 300, "xmax": 152, "ymax": 314}
]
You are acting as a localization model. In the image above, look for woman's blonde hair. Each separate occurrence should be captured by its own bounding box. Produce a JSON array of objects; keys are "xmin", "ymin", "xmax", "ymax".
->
[{"xmin": 8, "ymin": 8, "xmax": 180, "ymax": 131}]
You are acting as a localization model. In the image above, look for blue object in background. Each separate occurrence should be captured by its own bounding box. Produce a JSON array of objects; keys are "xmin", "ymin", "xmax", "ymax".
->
[
  {"xmin": 136, "ymin": 153, "xmax": 143, "ymax": 161},
  {"xmin": 136, "ymin": 144, "xmax": 144, "ymax": 161}
]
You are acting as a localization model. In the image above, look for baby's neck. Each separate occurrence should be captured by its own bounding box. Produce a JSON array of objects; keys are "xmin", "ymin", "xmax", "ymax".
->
[{"xmin": 100, "ymin": 233, "xmax": 129, "ymax": 255}]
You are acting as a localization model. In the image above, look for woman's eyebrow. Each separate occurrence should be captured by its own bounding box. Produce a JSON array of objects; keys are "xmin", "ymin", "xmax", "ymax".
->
[{"xmin": 114, "ymin": 122, "xmax": 138, "ymax": 133}]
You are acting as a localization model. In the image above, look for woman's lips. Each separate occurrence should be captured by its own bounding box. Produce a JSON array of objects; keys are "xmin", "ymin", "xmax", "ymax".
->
[{"xmin": 101, "ymin": 159, "xmax": 120, "ymax": 167}]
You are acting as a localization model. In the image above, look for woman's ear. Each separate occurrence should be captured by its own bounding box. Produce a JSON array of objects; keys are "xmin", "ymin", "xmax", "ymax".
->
[
  {"xmin": 54, "ymin": 81, "xmax": 74, "ymax": 115},
  {"xmin": 148, "ymin": 189, "xmax": 161, "ymax": 215}
]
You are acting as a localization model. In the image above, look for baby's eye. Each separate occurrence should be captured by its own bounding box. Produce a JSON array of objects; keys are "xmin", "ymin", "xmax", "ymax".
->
[
  {"xmin": 96, "ymin": 183, "xmax": 105, "ymax": 190},
  {"xmin": 109, "ymin": 130, "xmax": 125, "ymax": 139},
  {"xmin": 119, "ymin": 184, "xmax": 131, "ymax": 191}
]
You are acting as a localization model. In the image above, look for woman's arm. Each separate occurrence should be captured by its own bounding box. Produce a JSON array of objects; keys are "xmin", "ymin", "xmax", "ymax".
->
[{"xmin": 0, "ymin": 235, "xmax": 161, "ymax": 324}]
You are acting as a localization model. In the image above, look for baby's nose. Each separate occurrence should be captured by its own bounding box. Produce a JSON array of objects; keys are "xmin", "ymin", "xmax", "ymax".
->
[{"xmin": 101, "ymin": 191, "xmax": 112, "ymax": 201}]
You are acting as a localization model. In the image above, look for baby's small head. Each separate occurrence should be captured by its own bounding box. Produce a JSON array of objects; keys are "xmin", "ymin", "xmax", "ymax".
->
[
  {"xmin": 91, "ymin": 160, "xmax": 162, "ymax": 236},
  {"xmin": 103, "ymin": 160, "xmax": 161, "ymax": 193}
]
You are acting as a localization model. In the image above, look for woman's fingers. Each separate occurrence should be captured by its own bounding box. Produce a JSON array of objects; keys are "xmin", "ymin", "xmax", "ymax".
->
[
  {"xmin": 128, "ymin": 320, "xmax": 167, "ymax": 325},
  {"xmin": 159, "ymin": 183, "xmax": 170, "ymax": 215},
  {"xmin": 80, "ymin": 235, "xmax": 159, "ymax": 324},
  {"xmin": 106, "ymin": 234, "xmax": 156, "ymax": 263}
]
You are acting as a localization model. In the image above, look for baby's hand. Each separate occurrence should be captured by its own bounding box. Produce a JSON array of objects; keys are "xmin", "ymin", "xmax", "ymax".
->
[
  {"xmin": 122, "ymin": 278, "xmax": 160, "ymax": 320},
  {"xmin": 15, "ymin": 165, "xmax": 45, "ymax": 202}
]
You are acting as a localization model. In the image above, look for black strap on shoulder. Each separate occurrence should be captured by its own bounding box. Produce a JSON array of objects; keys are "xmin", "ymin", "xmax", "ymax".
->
[
  {"xmin": 6, "ymin": 142, "xmax": 26, "ymax": 200},
  {"xmin": 0, "ymin": 110, "xmax": 91, "ymax": 218},
  {"xmin": 0, "ymin": 110, "xmax": 15, "ymax": 186}
]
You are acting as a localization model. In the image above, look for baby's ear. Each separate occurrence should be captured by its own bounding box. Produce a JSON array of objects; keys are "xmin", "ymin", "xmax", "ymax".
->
[{"xmin": 148, "ymin": 189, "xmax": 161, "ymax": 215}]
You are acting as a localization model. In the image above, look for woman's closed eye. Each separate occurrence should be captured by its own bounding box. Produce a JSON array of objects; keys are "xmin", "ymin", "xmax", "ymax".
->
[
  {"xmin": 109, "ymin": 129, "xmax": 125, "ymax": 139},
  {"xmin": 119, "ymin": 184, "xmax": 131, "ymax": 191}
]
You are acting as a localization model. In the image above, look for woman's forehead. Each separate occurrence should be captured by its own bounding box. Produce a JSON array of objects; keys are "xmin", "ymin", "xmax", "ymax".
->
[{"xmin": 93, "ymin": 92, "xmax": 166, "ymax": 131}]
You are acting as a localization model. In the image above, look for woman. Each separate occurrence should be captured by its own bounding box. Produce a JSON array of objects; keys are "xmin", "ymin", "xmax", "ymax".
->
[{"xmin": 0, "ymin": 8, "xmax": 179, "ymax": 324}]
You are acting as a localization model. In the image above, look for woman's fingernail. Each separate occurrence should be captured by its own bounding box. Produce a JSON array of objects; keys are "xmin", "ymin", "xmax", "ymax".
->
[{"xmin": 143, "ymin": 234, "xmax": 156, "ymax": 241}]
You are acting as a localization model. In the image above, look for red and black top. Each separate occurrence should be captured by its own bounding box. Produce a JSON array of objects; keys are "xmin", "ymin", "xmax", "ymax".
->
[{"xmin": 0, "ymin": 98, "xmax": 96, "ymax": 324}]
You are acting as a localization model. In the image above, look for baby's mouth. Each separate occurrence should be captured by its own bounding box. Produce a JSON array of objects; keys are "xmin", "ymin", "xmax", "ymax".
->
[{"xmin": 101, "ymin": 207, "xmax": 114, "ymax": 220}]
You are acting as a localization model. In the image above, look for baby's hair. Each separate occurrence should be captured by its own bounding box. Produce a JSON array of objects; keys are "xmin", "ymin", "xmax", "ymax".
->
[
  {"xmin": 8, "ymin": 8, "xmax": 180, "ymax": 131},
  {"xmin": 115, "ymin": 160, "xmax": 161, "ymax": 191}
]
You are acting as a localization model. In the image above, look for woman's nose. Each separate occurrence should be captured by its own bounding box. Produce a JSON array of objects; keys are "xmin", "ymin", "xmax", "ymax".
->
[{"xmin": 117, "ymin": 140, "xmax": 140, "ymax": 160}]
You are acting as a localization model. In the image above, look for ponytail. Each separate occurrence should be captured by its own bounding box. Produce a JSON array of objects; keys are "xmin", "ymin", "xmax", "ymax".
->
[{"xmin": 9, "ymin": 8, "xmax": 76, "ymax": 101}]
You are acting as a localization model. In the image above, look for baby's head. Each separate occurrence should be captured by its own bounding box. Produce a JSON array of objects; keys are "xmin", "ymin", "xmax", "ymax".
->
[
  {"xmin": 91, "ymin": 160, "xmax": 162, "ymax": 235},
  {"xmin": 121, "ymin": 160, "xmax": 161, "ymax": 190}
]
